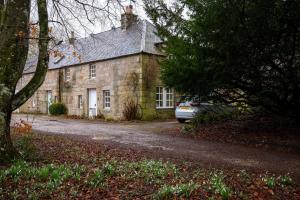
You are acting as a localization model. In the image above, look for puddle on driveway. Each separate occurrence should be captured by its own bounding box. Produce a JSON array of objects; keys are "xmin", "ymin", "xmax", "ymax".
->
[
  {"xmin": 93, "ymin": 136, "xmax": 116, "ymax": 140},
  {"xmin": 223, "ymin": 158, "xmax": 259, "ymax": 167}
]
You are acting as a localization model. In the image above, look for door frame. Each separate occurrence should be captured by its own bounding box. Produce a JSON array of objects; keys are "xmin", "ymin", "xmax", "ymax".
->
[
  {"xmin": 47, "ymin": 90, "xmax": 52, "ymax": 114},
  {"xmin": 88, "ymin": 88, "xmax": 97, "ymax": 117}
]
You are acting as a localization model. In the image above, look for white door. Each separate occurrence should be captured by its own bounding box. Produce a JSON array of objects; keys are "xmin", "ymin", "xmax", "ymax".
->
[
  {"xmin": 47, "ymin": 91, "xmax": 52, "ymax": 114},
  {"xmin": 88, "ymin": 89, "xmax": 97, "ymax": 117}
]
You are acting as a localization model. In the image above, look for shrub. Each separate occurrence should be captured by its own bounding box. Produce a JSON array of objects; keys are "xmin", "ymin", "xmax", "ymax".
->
[
  {"xmin": 191, "ymin": 104, "xmax": 238, "ymax": 129},
  {"xmin": 122, "ymin": 99, "xmax": 142, "ymax": 121},
  {"xmin": 49, "ymin": 103, "xmax": 68, "ymax": 115},
  {"xmin": 180, "ymin": 124, "xmax": 195, "ymax": 134}
]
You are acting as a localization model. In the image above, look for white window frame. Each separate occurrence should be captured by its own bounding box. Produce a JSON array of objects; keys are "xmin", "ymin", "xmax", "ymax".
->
[
  {"xmin": 89, "ymin": 64, "xmax": 96, "ymax": 79},
  {"xmin": 65, "ymin": 68, "xmax": 71, "ymax": 81},
  {"xmin": 78, "ymin": 95, "xmax": 83, "ymax": 109},
  {"xmin": 156, "ymin": 87, "xmax": 174, "ymax": 109},
  {"xmin": 156, "ymin": 87, "xmax": 163, "ymax": 108},
  {"xmin": 103, "ymin": 90, "xmax": 111, "ymax": 110}
]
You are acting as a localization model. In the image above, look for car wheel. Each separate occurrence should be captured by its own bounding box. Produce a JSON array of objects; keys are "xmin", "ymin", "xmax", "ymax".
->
[{"xmin": 177, "ymin": 118, "xmax": 186, "ymax": 123}]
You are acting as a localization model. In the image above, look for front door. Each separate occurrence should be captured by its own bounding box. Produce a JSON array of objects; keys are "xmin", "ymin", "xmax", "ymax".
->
[
  {"xmin": 47, "ymin": 90, "xmax": 52, "ymax": 114},
  {"xmin": 88, "ymin": 89, "xmax": 97, "ymax": 117}
]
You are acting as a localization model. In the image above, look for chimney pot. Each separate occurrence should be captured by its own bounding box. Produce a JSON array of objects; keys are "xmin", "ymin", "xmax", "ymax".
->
[
  {"xmin": 121, "ymin": 5, "xmax": 137, "ymax": 30},
  {"xmin": 125, "ymin": 5, "xmax": 133, "ymax": 14},
  {"xmin": 69, "ymin": 31, "xmax": 76, "ymax": 45}
]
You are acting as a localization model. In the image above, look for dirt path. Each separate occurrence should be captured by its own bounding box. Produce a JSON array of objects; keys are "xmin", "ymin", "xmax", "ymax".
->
[{"xmin": 12, "ymin": 114, "xmax": 300, "ymax": 179}]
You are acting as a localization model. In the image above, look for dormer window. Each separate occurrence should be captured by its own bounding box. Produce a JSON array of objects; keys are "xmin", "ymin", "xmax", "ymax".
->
[{"xmin": 65, "ymin": 68, "xmax": 71, "ymax": 81}]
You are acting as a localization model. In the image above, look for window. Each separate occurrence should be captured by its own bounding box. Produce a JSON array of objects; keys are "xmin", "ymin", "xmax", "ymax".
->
[
  {"xmin": 89, "ymin": 64, "xmax": 96, "ymax": 79},
  {"xmin": 32, "ymin": 93, "xmax": 36, "ymax": 107},
  {"xmin": 54, "ymin": 96, "xmax": 58, "ymax": 103},
  {"xmin": 156, "ymin": 87, "xmax": 174, "ymax": 108},
  {"xmin": 65, "ymin": 68, "xmax": 71, "ymax": 81},
  {"xmin": 165, "ymin": 88, "xmax": 174, "ymax": 107},
  {"xmin": 103, "ymin": 90, "xmax": 110, "ymax": 109},
  {"xmin": 78, "ymin": 95, "xmax": 83, "ymax": 109},
  {"xmin": 156, "ymin": 87, "xmax": 163, "ymax": 108}
]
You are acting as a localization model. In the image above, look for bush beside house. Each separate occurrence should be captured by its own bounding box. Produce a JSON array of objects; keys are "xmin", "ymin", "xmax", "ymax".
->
[{"xmin": 49, "ymin": 103, "xmax": 68, "ymax": 115}]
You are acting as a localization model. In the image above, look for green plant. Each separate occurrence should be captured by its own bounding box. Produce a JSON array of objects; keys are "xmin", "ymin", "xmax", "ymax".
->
[
  {"xmin": 191, "ymin": 105, "xmax": 237, "ymax": 129},
  {"xmin": 35, "ymin": 166, "xmax": 51, "ymax": 181},
  {"xmin": 87, "ymin": 169, "xmax": 105, "ymax": 188},
  {"xmin": 102, "ymin": 161, "xmax": 117, "ymax": 176},
  {"xmin": 72, "ymin": 164, "xmax": 86, "ymax": 181},
  {"xmin": 154, "ymin": 185, "xmax": 176, "ymax": 200},
  {"xmin": 49, "ymin": 103, "xmax": 68, "ymax": 115},
  {"xmin": 210, "ymin": 171, "xmax": 232, "ymax": 200},
  {"xmin": 5, "ymin": 160, "xmax": 30, "ymax": 182},
  {"xmin": 154, "ymin": 182, "xmax": 198, "ymax": 200},
  {"xmin": 0, "ymin": 170, "xmax": 6, "ymax": 182},
  {"xmin": 52, "ymin": 165, "xmax": 72, "ymax": 181},
  {"xmin": 11, "ymin": 189, "xmax": 20, "ymax": 200},
  {"xmin": 70, "ymin": 186, "xmax": 79, "ymax": 197},
  {"xmin": 14, "ymin": 135, "xmax": 37, "ymax": 160},
  {"xmin": 127, "ymin": 160, "xmax": 177, "ymax": 184},
  {"xmin": 278, "ymin": 174, "xmax": 293, "ymax": 187},
  {"xmin": 145, "ymin": 0, "xmax": 300, "ymax": 120},
  {"xmin": 262, "ymin": 175, "xmax": 276, "ymax": 188},
  {"xmin": 175, "ymin": 182, "xmax": 199, "ymax": 198},
  {"xmin": 180, "ymin": 124, "xmax": 195, "ymax": 134},
  {"xmin": 28, "ymin": 191, "xmax": 39, "ymax": 200}
]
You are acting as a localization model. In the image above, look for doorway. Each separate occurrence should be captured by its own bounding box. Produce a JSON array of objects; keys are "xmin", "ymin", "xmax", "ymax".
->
[
  {"xmin": 88, "ymin": 89, "xmax": 97, "ymax": 117},
  {"xmin": 47, "ymin": 90, "xmax": 52, "ymax": 114}
]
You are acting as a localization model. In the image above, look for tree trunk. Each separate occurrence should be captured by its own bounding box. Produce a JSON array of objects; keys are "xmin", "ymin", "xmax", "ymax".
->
[
  {"xmin": 0, "ymin": 110, "xmax": 18, "ymax": 162},
  {"xmin": 0, "ymin": 0, "xmax": 49, "ymax": 162}
]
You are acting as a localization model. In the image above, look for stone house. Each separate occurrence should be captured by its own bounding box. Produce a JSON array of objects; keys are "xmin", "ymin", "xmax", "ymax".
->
[{"xmin": 16, "ymin": 7, "xmax": 175, "ymax": 120}]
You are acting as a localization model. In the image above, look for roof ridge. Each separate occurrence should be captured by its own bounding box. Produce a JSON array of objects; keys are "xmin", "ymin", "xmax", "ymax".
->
[{"xmin": 140, "ymin": 20, "xmax": 147, "ymax": 52}]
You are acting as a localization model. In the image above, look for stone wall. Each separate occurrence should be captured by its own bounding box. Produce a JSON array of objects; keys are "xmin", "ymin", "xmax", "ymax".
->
[
  {"xmin": 140, "ymin": 53, "xmax": 175, "ymax": 120},
  {"xmin": 16, "ymin": 70, "xmax": 59, "ymax": 114},
  {"xmin": 17, "ymin": 55, "xmax": 143, "ymax": 119},
  {"xmin": 16, "ymin": 54, "xmax": 175, "ymax": 120},
  {"xmin": 60, "ymin": 55, "xmax": 143, "ymax": 119}
]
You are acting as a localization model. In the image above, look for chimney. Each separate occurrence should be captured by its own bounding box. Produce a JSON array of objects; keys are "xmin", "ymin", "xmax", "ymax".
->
[
  {"xmin": 69, "ymin": 31, "xmax": 76, "ymax": 45},
  {"xmin": 121, "ymin": 5, "xmax": 138, "ymax": 30}
]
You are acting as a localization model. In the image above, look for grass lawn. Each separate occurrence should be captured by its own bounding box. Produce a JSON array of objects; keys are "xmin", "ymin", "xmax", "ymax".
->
[{"xmin": 0, "ymin": 132, "xmax": 299, "ymax": 199}]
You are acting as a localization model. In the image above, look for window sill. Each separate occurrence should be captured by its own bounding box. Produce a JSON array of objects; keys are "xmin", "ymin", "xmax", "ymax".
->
[
  {"xmin": 103, "ymin": 108, "xmax": 111, "ymax": 112},
  {"xmin": 156, "ymin": 107, "xmax": 174, "ymax": 109}
]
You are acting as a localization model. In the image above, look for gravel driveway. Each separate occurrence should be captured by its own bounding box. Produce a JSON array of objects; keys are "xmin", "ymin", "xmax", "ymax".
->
[{"xmin": 12, "ymin": 114, "xmax": 300, "ymax": 179}]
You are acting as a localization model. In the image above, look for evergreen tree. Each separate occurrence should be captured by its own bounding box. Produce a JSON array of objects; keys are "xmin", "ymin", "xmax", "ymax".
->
[{"xmin": 144, "ymin": 0, "xmax": 300, "ymax": 120}]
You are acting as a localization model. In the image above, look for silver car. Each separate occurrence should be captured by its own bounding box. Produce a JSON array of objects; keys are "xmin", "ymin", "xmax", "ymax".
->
[{"xmin": 175, "ymin": 97, "xmax": 213, "ymax": 123}]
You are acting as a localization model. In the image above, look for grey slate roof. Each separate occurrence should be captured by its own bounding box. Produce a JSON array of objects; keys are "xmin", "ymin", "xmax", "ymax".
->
[{"xmin": 24, "ymin": 19, "xmax": 163, "ymax": 74}]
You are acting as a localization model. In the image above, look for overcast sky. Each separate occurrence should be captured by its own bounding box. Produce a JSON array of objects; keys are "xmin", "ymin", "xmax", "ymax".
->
[
  {"xmin": 29, "ymin": 0, "xmax": 174, "ymax": 41},
  {"xmin": 46, "ymin": 0, "xmax": 175, "ymax": 39},
  {"xmin": 51, "ymin": 0, "xmax": 151, "ymax": 39}
]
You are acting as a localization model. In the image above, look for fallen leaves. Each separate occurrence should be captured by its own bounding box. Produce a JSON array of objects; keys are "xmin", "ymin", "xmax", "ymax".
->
[{"xmin": 2, "ymin": 133, "xmax": 298, "ymax": 200}]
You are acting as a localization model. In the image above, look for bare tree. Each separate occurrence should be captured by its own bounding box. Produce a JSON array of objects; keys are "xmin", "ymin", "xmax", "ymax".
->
[{"xmin": 0, "ymin": 0, "xmax": 126, "ymax": 162}]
